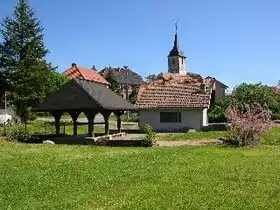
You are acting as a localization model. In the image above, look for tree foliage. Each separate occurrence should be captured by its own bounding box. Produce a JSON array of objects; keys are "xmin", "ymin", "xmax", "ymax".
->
[
  {"xmin": 145, "ymin": 74, "xmax": 157, "ymax": 81},
  {"xmin": 209, "ymin": 83, "xmax": 280, "ymax": 123},
  {"xmin": 128, "ymin": 86, "xmax": 138, "ymax": 104},
  {"xmin": 104, "ymin": 69, "xmax": 120, "ymax": 91},
  {"xmin": 0, "ymin": 0, "xmax": 61, "ymax": 122}
]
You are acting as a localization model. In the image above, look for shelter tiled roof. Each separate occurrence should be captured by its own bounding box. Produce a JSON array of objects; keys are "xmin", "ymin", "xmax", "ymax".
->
[
  {"xmin": 64, "ymin": 64, "xmax": 110, "ymax": 86},
  {"xmin": 35, "ymin": 79, "xmax": 136, "ymax": 112}
]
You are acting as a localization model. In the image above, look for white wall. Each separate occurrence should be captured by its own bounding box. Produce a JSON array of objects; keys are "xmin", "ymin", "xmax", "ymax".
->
[
  {"xmin": 139, "ymin": 108, "xmax": 208, "ymax": 132},
  {"xmin": 202, "ymin": 108, "xmax": 208, "ymax": 126}
]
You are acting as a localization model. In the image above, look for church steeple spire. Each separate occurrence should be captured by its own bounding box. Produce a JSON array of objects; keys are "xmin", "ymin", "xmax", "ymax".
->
[
  {"xmin": 173, "ymin": 22, "xmax": 179, "ymax": 50},
  {"xmin": 167, "ymin": 22, "xmax": 187, "ymax": 75},
  {"xmin": 168, "ymin": 22, "xmax": 184, "ymax": 57}
]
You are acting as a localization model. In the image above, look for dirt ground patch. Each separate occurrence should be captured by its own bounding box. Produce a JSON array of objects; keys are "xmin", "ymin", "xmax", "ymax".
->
[
  {"xmin": 156, "ymin": 139, "xmax": 219, "ymax": 147},
  {"xmin": 112, "ymin": 134, "xmax": 220, "ymax": 147}
]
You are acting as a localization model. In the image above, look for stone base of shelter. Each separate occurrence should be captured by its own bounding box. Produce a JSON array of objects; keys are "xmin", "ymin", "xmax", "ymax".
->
[{"xmin": 50, "ymin": 132, "xmax": 126, "ymax": 145}]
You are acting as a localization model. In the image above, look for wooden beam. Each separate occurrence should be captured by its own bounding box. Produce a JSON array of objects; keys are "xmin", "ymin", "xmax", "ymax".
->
[
  {"xmin": 114, "ymin": 111, "xmax": 123, "ymax": 133},
  {"xmin": 84, "ymin": 111, "xmax": 97, "ymax": 137},
  {"xmin": 69, "ymin": 111, "xmax": 80, "ymax": 136},
  {"xmin": 51, "ymin": 111, "xmax": 63, "ymax": 136},
  {"xmin": 101, "ymin": 111, "xmax": 111, "ymax": 135}
]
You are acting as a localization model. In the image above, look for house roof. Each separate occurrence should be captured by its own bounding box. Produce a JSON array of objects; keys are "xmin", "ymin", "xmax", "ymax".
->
[
  {"xmin": 205, "ymin": 76, "xmax": 228, "ymax": 88},
  {"xmin": 271, "ymin": 87, "xmax": 280, "ymax": 95},
  {"xmin": 136, "ymin": 82, "xmax": 211, "ymax": 109},
  {"xmin": 35, "ymin": 79, "xmax": 136, "ymax": 112},
  {"xmin": 64, "ymin": 64, "xmax": 110, "ymax": 86},
  {"xmin": 135, "ymin": 72, "xmax": 229, "ymax": 109},
  {"xmin": 99, "ymin": 67, "xmax": 143, "ymax": 85}
]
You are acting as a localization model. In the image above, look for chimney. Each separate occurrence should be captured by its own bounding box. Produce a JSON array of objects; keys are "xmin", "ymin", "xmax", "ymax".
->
[
  {"xmin": 200, "ymin": 83, "xmax": 206, "ymax": 93},
  {"xmin": 71, "ymin": 63, "xmax": 77, "ymax": 67}
]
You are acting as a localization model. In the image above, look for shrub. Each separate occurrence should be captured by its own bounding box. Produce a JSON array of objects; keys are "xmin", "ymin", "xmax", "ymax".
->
[
  {"xmin": 141, "ymin": 123, "xmax": 156, "ymax": 147},
  {"xmin": 208, "ymin": 95, "xmax": 235, "ymax": 123},
  {"xmin": 8, "ymin": 125, "xmax": 39, "ymax": 143},
  {"xmin": 225, "ymin": 103, "xmax": 272, "ymax": 147}
]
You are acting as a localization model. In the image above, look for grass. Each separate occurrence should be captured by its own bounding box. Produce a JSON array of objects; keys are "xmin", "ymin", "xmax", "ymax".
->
[
  {"xmin": 1, "ymin": 120, "xmax": 105, "ymax": 136},
  {"xmin": 263, "ymin": 127, "xmax": 280, "ymax": 145},
  {"xmin": 1, "ymin": 141, "xmax": 280, "ymax": 209},
  {"xmin": 158, "ymin": 131, "xmax": 228, "ymax": 141},
  {"xmin": 158, "ymin": 127, "xmax": 280, "ymax": 144}
]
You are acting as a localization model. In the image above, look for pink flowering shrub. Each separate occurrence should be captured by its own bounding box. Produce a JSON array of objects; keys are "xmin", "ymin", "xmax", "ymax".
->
[{"xmin": 225, "ymin": 103, "xmax": 272, "ymax": 146}]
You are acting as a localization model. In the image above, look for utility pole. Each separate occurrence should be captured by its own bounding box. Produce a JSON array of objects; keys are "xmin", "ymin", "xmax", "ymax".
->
[{"xmin": 4, "ymin": 91, "xmax": 6, "ymax": 112}]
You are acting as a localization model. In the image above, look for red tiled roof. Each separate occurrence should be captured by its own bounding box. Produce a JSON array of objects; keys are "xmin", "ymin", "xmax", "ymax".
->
[
  {"xmin": 136, "ymin": 83, "xmax": 211, "ymax": 109},
  {"xmin": 205, "ymin": 76, "xmax": 228, "ymax": 88},
  {"xmin": 64, "ymin": 65, "xmax": 110, "ymax": 85},
  {"xmin": 135, "ymin": 72, "xmax": 220, "ymax": 109},
  {"xmin": 271, "ymin": 87, "xmax": 280, "ymax": 95}
]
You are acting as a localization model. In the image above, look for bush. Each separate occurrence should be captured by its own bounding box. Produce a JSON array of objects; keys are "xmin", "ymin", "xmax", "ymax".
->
[
  {"xmin": 141, "ymin": 124, "xmax": 156, "ymax": 147},
  {"xmin": 225, "ymin": 103, "xmax": 272, "ymax": 147},
  {"xmin": 208, "ymin": 95, "xmax": 235, "ymax": 123},
  {"xmin": 273, "ymin": 112, "xmax": 280, "ymax": 120},
  {"xmin": 208, "ymin": 105, "xmax": 227, "ymax": 123},
  {"xmin": 8, "ymin": 125, "xmax": 39, "ymax": 143}
]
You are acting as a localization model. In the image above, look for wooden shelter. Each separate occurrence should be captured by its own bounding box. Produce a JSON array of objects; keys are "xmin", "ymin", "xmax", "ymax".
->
[{"xmin": 34, "ymin": 79, "xmax": 137, "ymax": 136}]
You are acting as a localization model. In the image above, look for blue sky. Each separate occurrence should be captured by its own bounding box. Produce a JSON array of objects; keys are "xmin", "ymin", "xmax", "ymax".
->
[{"xmin": 1, "ymin": 0, "xmax": 280, "ymax": 89}]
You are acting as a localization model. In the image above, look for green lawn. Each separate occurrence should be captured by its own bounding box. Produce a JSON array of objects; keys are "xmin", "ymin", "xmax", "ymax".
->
[
  {"xmin": 158, "ymin": 127, "xmax": 280, "ymax": 144},
  {"xmin": 1, "ymin": 141, "xmax": 280, "ymax": 209},
  {"xmin": 158, "ymin": 131, "xmax": 227, "ymax": 141},
  {"xmin": 1, "ymin": 120, "xmax": 113, "ymax": 137}
]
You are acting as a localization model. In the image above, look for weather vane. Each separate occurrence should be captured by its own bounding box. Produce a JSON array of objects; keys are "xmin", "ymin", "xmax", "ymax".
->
[{"xmin": 175, "ymin": 21, "xmax": 178, "ymax": 33}]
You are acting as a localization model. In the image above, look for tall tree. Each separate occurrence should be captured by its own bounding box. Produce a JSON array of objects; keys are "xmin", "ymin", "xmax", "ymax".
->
[
  {"xmin": 145, "ymin": 74, "xmax": 157, "ymax": 81},
  {"xmin": 128, "ymin": 86, "xmax": 138, "ymax": 104},
  {"xmin": 0, "ymin": 0, "xmax": 55, "ymax": 122},
  {"xmin": 104, "ymin": 69, "xmax": 120, "ymax": 92}
]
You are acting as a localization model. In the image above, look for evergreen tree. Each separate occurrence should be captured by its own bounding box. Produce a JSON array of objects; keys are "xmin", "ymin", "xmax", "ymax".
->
[
  {"xmin": 128, "ymin": 86, "xmax": 138, "ymax": 104},
  {"xmin": 105, "ymin": 69, "xmax": 120, "ymax": 92},
  {"xmin": 0, "ymin": 0, "xmax": 55, "ymax": 122}
]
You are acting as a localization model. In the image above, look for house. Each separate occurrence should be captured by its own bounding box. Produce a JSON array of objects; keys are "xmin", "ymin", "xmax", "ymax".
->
[
  {"xmin": 99, "ymin": 66, "xmax": 143, "ymax": 99},
  {"xmin": 271, "ymin": 86, "xmax": 280, "ymax": 95},
  {"xmin": 63, "ymin": 63, "xmax": 110, "ymax": 87},
  {"xmin": 136, "ymin": 26, "xmax": 227, "ymax": 132}
]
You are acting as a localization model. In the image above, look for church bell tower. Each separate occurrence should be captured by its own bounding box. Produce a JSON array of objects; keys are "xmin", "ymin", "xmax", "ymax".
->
[{"xmin": 168, "ymin": 23, "xmax": 187, "ymax": 75}]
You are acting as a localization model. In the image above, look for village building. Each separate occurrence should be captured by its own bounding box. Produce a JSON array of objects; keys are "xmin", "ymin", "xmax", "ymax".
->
[
  {"xmin": 99, "ymin": 66, "xmax": 143, "ymax": 100},
  {"xmin": 271, "ymin": 86, "xmax": 280, "ymax": 95},
  {"xmin": 63, "ymin": 63, "xmax": 110, "ymax": 87},
  {"xmin": 136, "ymin": 27, "xmax": 228, "ymax": 132}
]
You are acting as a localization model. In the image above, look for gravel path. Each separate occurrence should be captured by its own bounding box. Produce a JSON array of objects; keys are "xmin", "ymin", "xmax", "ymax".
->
[
  {"xmin": 113, "ymin": 134, "xmax": 219, "ymax": 147},
  {"xmin": 156, "ymin": 139, "xmax": 219, "ymax": 147}
]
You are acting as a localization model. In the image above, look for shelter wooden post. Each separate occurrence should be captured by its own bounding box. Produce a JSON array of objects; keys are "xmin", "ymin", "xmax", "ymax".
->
[
  {"xmin": 114, "ymin": 111, "xmax": 123, "ymax": 133},
  {"xmin": 85, "ymin": 111, "xmax": 97, "ymax": 137},
  {"xmin": 102, "ymin": 111, "xmax": 111, "ymax": 135},
  {"xmin": 69, "ymin": 111, "xmax": 80, "ymax": 136},
  {"xmin": 51, "ymin": 111, "xmax": 63, "ymax": 136}
]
